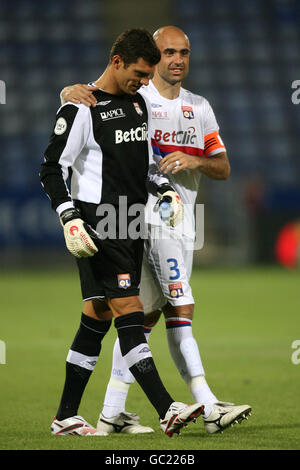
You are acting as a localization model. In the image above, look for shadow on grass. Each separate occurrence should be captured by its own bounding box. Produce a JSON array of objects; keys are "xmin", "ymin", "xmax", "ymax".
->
[
  {"xmin": 186, "ymin": 422, "xmax": 300, "ymax": 439},
  {"xmin": 243, "ymin": 423, "xmax": 300, "ymax": 431}
]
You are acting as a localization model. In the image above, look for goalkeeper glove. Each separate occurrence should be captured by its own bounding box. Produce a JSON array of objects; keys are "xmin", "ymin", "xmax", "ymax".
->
[
  {"xmin": 156, "ymin": 183, "xmax": 184, "ymax": 227},
  {"xmin": 60, "ymin": 208, "xmax": 101, "ymax": 258}
]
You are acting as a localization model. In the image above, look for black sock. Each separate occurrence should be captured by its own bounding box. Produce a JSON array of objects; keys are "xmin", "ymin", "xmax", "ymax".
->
[
  {"xmin": 115, "ymin": 312, "xmax": 173, "ymax": 419},
  {"xmin": 56, "ymin": 313, "xmax": 111, "ymax": 421}
]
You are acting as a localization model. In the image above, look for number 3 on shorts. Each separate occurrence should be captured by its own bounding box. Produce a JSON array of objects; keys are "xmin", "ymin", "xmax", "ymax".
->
[{"xmin": 167, "ymin": 258, "xmax": 180, "ymax": 280}]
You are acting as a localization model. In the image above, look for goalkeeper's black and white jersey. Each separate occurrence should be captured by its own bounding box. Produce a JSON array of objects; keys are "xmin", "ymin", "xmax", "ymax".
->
[{"xmin": 40, "ymin": 89, "xmax": 166, "ymax": 215}]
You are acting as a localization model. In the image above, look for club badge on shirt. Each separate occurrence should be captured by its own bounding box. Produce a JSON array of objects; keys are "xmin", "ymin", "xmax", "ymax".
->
[
  {"xmin": 181, "ymin": 106, "xmax": 194, "ymax": 120},
  {"xmin": 118, "ymin": 273, "xmax": 131, "ymax": 289},
  {"xmin": 133, "ymin": 102, "xmax": 143, "ymax": 116}
]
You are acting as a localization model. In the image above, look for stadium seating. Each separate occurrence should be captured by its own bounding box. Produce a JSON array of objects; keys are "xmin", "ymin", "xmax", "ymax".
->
[
  {"xmin": 0, "ymin": 0, "xmax": 108, "ymax": 250},
  {"xmin": 1, "ymin": 0, "xmax": 299, "ymax": 264},
  {"xmin": 0, "ymin": 0, "xmax": 107, "ymax": 186}
]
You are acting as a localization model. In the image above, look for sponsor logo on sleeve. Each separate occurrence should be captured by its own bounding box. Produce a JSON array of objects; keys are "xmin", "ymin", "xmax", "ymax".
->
[{"xmin": 54, "ymin": 117, "xmax": 67, "ymax": 135}]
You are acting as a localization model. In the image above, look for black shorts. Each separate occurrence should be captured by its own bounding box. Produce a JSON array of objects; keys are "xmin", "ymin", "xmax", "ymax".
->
[{"xmin": 74, "ymin": 200, "xmax": 144, "ymax": 300}]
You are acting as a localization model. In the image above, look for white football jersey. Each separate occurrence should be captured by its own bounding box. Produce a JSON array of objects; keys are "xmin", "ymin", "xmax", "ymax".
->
[{"xmin": 139, "ymin": 81, "xmax": 226, "ymax": 239}]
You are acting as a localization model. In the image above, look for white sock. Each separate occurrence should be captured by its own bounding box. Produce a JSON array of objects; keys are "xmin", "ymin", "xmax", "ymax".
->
[
  {"xmin": 166, "ymin": 317, "xmax": 217, "ymax": 409},
  {"xmin": 101, "ymin": 329, "xmax": 152, "ymax": 418},
  {"xmin": 166, "ymin": 317, "xmax": 205, "ymax": 379},
  {"xmin": 102, "ymin": 377, "xmax": 130, "ymax": 418},
  {"xmin": 188, "ymin": 376, "xmax": 217, "ymax": 417}
]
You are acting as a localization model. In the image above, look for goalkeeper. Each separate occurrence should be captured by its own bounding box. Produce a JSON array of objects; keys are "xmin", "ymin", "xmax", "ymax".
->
[{"xmin": 40, "ymin": 28, "xmax": 204, "ymax": 438}]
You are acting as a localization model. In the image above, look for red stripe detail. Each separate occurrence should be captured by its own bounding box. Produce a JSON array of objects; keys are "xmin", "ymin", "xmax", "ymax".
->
[
  {"xmin": 166, "ymin": 414, "xmax": 178, "ymax": 435},
  {"xmin": 166, "ymin": 320, "xmax": 191, "ymax": 326},
  {"xmin": 56, "ymin": 424, "xmax": 83, "ymax": 435},
  {"xmin": 155, "ymin": 143, "xmax": 205, "ymax": 157}
]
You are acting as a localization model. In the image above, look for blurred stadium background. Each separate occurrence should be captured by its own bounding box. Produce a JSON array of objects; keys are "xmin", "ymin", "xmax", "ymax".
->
[{"xmin": 1, "ymin": 0, "xmax": 300, "ymax": 270}]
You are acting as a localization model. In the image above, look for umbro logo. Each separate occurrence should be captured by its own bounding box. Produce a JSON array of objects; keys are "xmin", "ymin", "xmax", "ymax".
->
[
  {"xmin": 87, "ymin": 360, "xmax": 97, "ymax": 367},
  {"xmin": 80, "ymin": 359, "xmax": 97, "ymax": 369},
  {"xmin": 139, "ymin": 347, "xmax": 150, "ymax": 353},
  {"xmin": 97, "ymin": 100, "xmax": 111, "ymax": 106}
]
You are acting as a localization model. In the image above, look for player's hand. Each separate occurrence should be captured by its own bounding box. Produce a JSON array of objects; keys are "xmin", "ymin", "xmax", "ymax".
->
[
  {"xmin": 60, "ymin": 208, "xmax": 101, "ymax": 258},
  {"xmin": 156, "ymin": 184, "xmax": 184, "ymax": 227},
  {"xmin": 60, "ymin": 84, "xmax": 99, "ymax": 107},
  {"xmin": 159, "ymin": 151, "xmax": 200, "ymax": 174}
]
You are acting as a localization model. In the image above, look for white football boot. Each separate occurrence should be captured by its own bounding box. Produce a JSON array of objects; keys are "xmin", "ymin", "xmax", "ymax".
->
[
  {"xmin": 97, "ymin": 411, "xmax": 154, "ymax": 434},
  {"xmin": 203, "ymin": 403, "xmax": 252, "ymax": 434},
  {"xmin": 160, "ymin": 402, "xmax": 205, "ymax": 437},
  {"xmin": 51, "ymin": 415, "xmax": 108, "ymax": 436}
]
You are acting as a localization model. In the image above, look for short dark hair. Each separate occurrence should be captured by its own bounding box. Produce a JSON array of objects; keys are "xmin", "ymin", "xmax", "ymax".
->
[{"xmin": 109, "ymin": 28, "xmax": 161, "ymax": 67}]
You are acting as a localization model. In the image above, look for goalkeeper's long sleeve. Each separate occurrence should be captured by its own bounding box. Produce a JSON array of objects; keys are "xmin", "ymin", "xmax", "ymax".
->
[{"xmin": 40, "ymin": 103, "xmax": 90, "ymax": 212}]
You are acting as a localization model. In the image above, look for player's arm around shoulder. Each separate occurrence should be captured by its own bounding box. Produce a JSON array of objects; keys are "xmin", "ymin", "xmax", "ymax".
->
[{"xmin": 60, "ymin": 84, "xmax": 98, "ymax": 107}]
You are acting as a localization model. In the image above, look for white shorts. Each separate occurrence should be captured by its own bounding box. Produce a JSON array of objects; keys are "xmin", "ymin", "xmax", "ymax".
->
[{"xmin": 139, "ymin": 224, "xmax": 195, "ymax": 314}]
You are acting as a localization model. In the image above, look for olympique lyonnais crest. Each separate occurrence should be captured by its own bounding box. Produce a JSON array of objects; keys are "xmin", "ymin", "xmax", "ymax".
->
[
  {"xmin": 133, "ymin": 102, "xmax": 143, "ymax": 115},
  {"xmin": 181, "ymin": 106, "xmax": 194, "ymax": 120},
  {"xmin": 118, "ymin": 273, "xmax": 131, "ymax": 289},
  {"xmin": 168, "ymin": 282, "xmax": 184, "ymax": 298}
]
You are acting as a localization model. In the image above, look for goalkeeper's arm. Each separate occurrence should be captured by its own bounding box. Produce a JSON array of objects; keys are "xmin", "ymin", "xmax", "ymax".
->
[{"xmin": 59, "ymin": 207, "xmax": 101, "ymax": 258}]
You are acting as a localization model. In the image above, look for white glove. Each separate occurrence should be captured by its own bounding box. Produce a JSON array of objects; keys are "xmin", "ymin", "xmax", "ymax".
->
[
  {"xmin": 60, "ymin": 208, "xmax": 100, "ymax": 258},
  {"xmin": 157, "ymin": 184, "xmax": 184, "ymax": 227}
]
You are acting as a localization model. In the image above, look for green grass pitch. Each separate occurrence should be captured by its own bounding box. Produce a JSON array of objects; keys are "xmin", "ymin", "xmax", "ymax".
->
[{"xmin": 0, "ymin": 266, "xmax": 299, "ymax": 451}]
